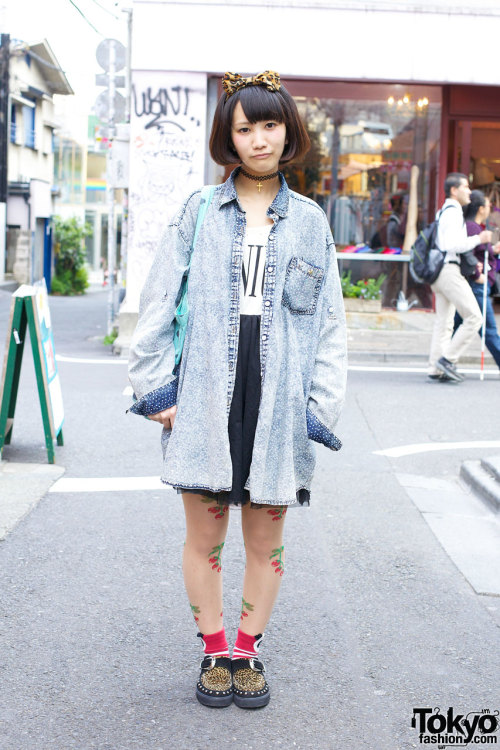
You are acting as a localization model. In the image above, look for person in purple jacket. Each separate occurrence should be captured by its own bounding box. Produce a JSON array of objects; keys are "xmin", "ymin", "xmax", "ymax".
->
[{"xmin": 454, "ymin": 189, "xmax": 500, "ymax": 371}]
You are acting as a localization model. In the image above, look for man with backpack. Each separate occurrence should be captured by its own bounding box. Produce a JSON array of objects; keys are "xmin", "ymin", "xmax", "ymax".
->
[{"xmin": 428, "ymin": 173, "xmax": 492, "ymax": 382}]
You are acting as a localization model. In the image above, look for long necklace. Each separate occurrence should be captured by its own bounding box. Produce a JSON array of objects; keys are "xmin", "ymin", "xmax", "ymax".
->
[{"xmin": 240, "ymin": 167, "xmax": 279, "ymax": 193}]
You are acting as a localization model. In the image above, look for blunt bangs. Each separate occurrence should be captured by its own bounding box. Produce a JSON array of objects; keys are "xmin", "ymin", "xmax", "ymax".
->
[{"xmin": 236, "ymin": 85, "xmax": 286, "ymax": 124}]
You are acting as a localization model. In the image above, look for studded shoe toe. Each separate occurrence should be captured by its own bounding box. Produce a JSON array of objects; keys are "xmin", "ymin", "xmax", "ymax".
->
[
  {"xmin": 232, "ymin": 657, "xmax": 270, "ymax": 708},
  {"xmin": 196, "ymin": 655, "xmax": 233, "ymax": 707}
]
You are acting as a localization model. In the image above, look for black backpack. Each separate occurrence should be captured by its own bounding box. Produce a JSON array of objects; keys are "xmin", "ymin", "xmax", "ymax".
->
[{"xmin": 409, "ymin": 206, "xmax": 452, "ymax": 284}]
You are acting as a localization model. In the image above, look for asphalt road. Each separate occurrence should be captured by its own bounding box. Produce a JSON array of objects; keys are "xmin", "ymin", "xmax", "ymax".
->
[{"xmin": 0, "ymin": 287, "xmax": 499, "ymax": 750}]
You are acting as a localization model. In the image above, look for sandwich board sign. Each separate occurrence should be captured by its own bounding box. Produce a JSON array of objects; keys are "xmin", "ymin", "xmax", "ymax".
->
[{"xmin": 0, "ymin": 280, "xmax": 64, "ymax": 463}]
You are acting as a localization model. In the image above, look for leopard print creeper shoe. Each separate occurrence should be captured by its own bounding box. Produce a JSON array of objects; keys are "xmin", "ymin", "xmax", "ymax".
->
[
  {"xmin": 196, "ymin": 655, "xmax": 233, "ymax": 707},
  {"xmin": 232, "ymin": 657, "xmax": 270, "ymax": 708}
]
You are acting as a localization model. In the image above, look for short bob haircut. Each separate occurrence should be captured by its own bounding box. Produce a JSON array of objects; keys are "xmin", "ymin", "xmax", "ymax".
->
[{"xmin": 209, "ymin": 81, "xmax": 310, "ymax": 166}]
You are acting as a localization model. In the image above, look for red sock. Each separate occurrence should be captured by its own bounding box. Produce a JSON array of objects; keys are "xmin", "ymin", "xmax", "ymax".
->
[
  {"xmin": 232, "ymin": 629, "xmax": 263, "ymax": 659},
  {"xmin": 198, "ymin": 628, "xmax": 229, "ymax": 657}
]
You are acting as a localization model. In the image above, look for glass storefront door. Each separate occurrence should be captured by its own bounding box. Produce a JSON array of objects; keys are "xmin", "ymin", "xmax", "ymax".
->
[{"xmin": 455, "ymin": 120, "xmax": 500, "ymax": 238}]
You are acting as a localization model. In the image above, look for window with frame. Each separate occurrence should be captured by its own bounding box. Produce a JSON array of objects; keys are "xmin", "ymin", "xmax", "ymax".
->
[
  {"xmin": 10, "ymin": 103, "xmax": 16, "ymax": 143},
  {"xmin": 23, "ymin": 102, "xmax": 36, "ymax": 149}
]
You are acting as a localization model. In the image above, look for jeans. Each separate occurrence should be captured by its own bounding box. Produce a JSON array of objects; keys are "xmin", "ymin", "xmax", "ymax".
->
[{"xmin": 454, "ymin": 281, "xmax": 500, "ymax": 369}]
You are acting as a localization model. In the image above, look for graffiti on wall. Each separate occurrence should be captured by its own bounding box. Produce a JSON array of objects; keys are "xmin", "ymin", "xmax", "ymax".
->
[
  {"xmin": 133, "ymin": 85, "xmax": 201, "ymax": 130},
  {"xmin": 127, "ymin": 72, "xmax": 206, "ymax": 310}
]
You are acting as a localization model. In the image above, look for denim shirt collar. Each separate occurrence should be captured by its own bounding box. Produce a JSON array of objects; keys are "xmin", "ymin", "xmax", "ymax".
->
[{"xmin": 217, "ymin": 167, "xmax": 290, "ymax": 218}]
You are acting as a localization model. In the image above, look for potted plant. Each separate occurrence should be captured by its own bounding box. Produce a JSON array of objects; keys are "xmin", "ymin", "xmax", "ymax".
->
[
  {"xmin": 341, "ymin": 270, "xmax": 387, "ymax": 312},
  {"xmin": 51, "ymin": 216, "xmax": 91, "ymax": 295}
]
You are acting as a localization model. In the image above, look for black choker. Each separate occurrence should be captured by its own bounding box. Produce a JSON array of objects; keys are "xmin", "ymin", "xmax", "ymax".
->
[{"xmin": 240, "ymin": 168, "xmax": 279, "ymax": 192}]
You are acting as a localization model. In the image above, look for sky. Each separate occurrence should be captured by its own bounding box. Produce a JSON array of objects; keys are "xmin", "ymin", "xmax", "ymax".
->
[{"xmin": 1, "ymin": 0, "xmax": 128, "ymax": 136}]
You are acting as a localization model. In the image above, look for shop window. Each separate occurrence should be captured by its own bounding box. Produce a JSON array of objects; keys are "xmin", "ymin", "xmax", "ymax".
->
[{"xmin": 284, "ymin": 82, "xmax": 441, "ymax": 309}]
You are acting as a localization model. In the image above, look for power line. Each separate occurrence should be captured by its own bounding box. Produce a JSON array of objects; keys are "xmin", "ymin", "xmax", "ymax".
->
[
  {"xmin": 88, "ymin": 0, "xmax": 121, "ymax": 20},
  {"xmin": 67, "ymin": 0, "xmax": 103, "ymax": 35}
]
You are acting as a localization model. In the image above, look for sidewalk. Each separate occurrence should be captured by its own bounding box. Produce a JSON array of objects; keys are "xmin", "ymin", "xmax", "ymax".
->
[
  {"xmin": 346, "ymin": 308, "xmax": 500, "ymax": 367},
  {"xmin": 0, "ymin": 461, "xmax": 65, "ymax": 540},
  {"xmin": 2, "ymin": 276, "xmax": 498, "ymax": 367}
]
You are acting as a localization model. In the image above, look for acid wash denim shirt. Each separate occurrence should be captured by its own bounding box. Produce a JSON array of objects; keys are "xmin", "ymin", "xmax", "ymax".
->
[{"xmin": 128, "ymin": 170, "xmax": 347, "ymax": 505}]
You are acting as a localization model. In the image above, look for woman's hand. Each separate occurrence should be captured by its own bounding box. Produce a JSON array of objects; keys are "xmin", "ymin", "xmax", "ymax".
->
[
  {"xmin": 147, "ymin": 405, "xmax": 177, "ymax": 429},
  {"xmin": 493, "ymin": 241, "xmax": 500, "ymax": 255}
]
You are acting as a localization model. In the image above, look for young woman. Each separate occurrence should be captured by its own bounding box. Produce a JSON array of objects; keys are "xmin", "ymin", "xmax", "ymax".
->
[
  {"xmin": 454, "ymin": 189, "xmax": 500, "ymax": 370},
  {"xmin": 128, "ymin": 71, "xmax": 347, "ymax": 708}
]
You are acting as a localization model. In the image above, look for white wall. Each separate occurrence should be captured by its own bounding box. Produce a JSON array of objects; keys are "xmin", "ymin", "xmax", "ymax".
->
[
  {"xmin": 30, "ymin": 180, "xmax": 52, "ymax": 227},
  {"xmin": 6, "ymin": 196, "xmax": 28, "ymax": 228},
  {"xmin": 132, "ymin": 0, "xmax": 500, "ymax": 86},
  {"xmin": 124, "ymin": 70, "xmax": 207, "ymax": 312}
]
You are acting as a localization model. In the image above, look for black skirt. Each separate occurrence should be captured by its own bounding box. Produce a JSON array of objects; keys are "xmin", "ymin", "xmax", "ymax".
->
[{"xmin": 176, "ymin": 315, "xmax": 310, "ymax": 507}]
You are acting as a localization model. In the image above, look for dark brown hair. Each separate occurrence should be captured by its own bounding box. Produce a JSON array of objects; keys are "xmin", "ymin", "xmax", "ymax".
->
[
  {"xmin": 209, "ymin": 82, "xmax": 310, "ymax": 166},
  {"xmin": 463, "ymin": 189, "xmax": 486, "ymax": 221},
  {"xmin": 444, "ymin": 172, "xmax": 468, "ymax": 198}
]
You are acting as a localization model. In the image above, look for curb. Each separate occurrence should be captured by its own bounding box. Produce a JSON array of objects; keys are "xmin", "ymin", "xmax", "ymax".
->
[
  {"xmin": 0, "ymin": 461, "xmax": 66, "ymax": 541},
  {"xmin": 347, "ymin": 350, "xmax": 497, "ymax": 367},
  {"xmin": 460, "ymin": 459, "xmax": 500, "ymax": 514},
  {"xmin": 0, "ymin": 281, "xmax": 19, "ymax": 293}
]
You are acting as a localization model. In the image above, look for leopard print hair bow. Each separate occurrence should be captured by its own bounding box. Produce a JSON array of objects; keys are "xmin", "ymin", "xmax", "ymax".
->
[{"xmin": 222, "ymin": 71, "xmax": 281, "ymax": 99}]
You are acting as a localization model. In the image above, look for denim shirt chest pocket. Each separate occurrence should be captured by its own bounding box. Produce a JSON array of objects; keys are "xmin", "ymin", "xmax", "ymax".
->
[{"xmin": 281, "ymin": 256, "xmax": 324, "ymax": 315}]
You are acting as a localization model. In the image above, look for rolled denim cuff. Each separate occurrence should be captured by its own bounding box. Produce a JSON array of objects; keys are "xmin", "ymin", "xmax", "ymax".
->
[
  {"xmin": 306, "ymin": 408, "xmax": 342, "ymax": 451},
  {"xmin": 128, "ymin": 378, "xmax": 179, "ymax": 417}
]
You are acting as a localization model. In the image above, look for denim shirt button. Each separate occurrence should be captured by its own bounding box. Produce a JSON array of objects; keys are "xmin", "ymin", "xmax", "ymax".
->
[
  {"xmin": 328, "ymin": 306, "xmax": 334, "ymax": 313},
  {"xmin": 262, "ymin": 334, "xmax": 268, "ymax": 341},
  {"xmin": 264, "ymin": 300, "xmax": 270, "ymax": 307},
  {"xmin": 267, "ymin": 266, "xmax": 274, "ymax": 273}
]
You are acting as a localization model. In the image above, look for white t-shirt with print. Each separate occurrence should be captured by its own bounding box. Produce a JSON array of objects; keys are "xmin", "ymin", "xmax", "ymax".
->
[{"xmin": 239, "ymin": 225, "xmax": 271, "ymax": 315}]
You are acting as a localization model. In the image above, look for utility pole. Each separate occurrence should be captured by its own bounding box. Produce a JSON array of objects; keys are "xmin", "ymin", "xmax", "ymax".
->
[
  {"xmin": 106, "ymin": 41, "xmax": 116, "ymax": 337},
  {"xmin": 0, "ymin": 34, "xmax": 9, "ymax": 283},
  {"xmin": 94, "ymin": 38, "xmax": 126, "ymax": 336},
  {"xmin": 119, "ymin": 8, "xmax": 132, "ymax": 305}
]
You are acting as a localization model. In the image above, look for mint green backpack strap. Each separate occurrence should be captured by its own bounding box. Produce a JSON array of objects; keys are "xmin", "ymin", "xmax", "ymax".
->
[
  {"xmin": 173, "ymin": 185, "xmax": 215, "ymax": 366},
  {"xmin": 188, "ymin": 185, "xmax": 215, "ymax": 268}
]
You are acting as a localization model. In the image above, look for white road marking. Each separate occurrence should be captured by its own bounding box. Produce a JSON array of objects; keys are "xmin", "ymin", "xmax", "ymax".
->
[
  {"xmin": 375, "ymin": 440, "xmax": 500, "ymax": 458},
  {"xmin": 54, "ymin": 355, "xmax": 497, "ymax": 378},
  {"xmin": 349, "ymin": 365, "xmax": 498, "ymax": 375},
  {"xmin": 350, "ymin": 365, "xmax": 427, "ymax": 373},
  {"xmin": 49, "ymin": 476, "xmax": 169, "ymax": 493},
  {"xmin": 56, "ymin": 355, "xmax": 128, "ymax": 365}
]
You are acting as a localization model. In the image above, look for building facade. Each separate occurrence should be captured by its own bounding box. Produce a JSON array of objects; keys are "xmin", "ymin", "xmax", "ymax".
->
[
  {"xmin": 122, "ymin": 0, "xmax": 500, "ymax": 326},
  {"xmin": 5, "ymin": 38, "xmax": 73, "ymax": 286}
]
